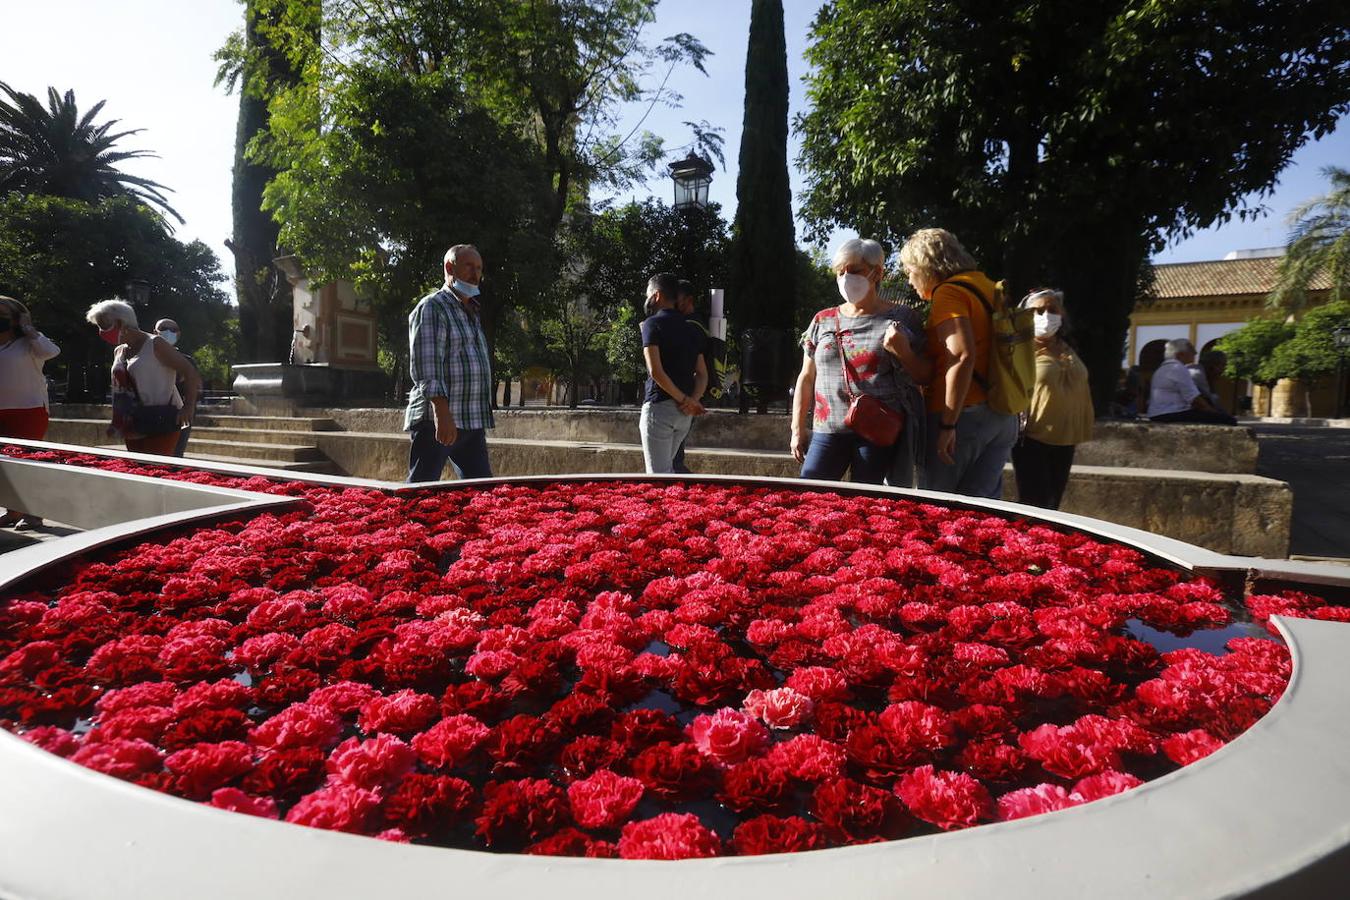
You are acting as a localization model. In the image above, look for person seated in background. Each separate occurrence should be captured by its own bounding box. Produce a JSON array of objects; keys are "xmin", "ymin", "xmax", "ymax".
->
[
  {"xmin": 1148, "ymin": 339, "xmax": 1237, "ymax": 425},
  {"xmin": 1188, "ymin": 349, "xmax": 1229, "ymax": 414}
]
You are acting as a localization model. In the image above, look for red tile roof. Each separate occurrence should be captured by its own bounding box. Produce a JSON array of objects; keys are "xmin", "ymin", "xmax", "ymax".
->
[{"xmin": 1152, "ymin": 257, "xmax": 1333, "ymax": 299}]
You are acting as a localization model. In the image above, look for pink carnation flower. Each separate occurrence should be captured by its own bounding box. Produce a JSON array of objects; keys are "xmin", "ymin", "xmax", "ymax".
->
[
  {"xmin": 686, "ymin": 708, "xmax": 769, "ymax": 767},
  {"xmin": 894, "ymin": 765, "xmax": 993, "ymax": 830},
  {"xmin": 326, "ymin": 734, "xmax": 417, "ymax": 789},
  {"xmin": 411, "ymin": 714, "xmax": 491, "ymax": 769},
  {"xmin": 208, "ymin": 787, "xmax": 279, "ymax": 819},
  {"xmin": 743, "ymin": 687, "xmax": 814, "ymax": 730},
  {"xmin": 996, "ymin": 784, "xmax": 1080, "ymax": 821}
]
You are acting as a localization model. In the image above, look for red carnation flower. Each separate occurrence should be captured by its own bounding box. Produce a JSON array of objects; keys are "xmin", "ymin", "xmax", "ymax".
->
[
  {"xmin": 207, "ymin": 787, "xmax": 279, "ymax": 819},
  {"xmin": 475, "ymin": 778, "xmax": 570, "ymax": 847},
  {"xmin": 70, "ymin": 738, "xmax": 163, "ymax": 781},
  {"xmin": 384, "ymin": 774, "xmax": 477, "ymax": 836},
  {"xmin": 358, "ymin": 689, "xmax": 441, "ymax": 736},
  {"xmin": 165, "ymin": 740, "xmax": 255, "ymax": 798},
  {"xmin": 730, "ymin": 814, "xmax": 828, "ymax": 856},
  {"xmin": 240, "ymin": 746, "xmax": 327, "ymax": 804},
  {"xmin": 1071, "ymin": 770, "xmax": 1143, "ymax": 802},
  {"xmin": 812, "ymin": 778, "xmax": 908, "ymax": 842},
  {"xmin": 718, "ymin": 758, "xmax": 790, "ymax": 813},
  {"xmin": 248, "ymin": 702, "xmax": 343, "ymax": 751},
  {"xmin": 526, "ymin": 827, "xmax": 618, "ymax": 858},
  {"xmin": 327, "ymin": 734, "xmax": 417, "ymax": 790},
  {"xmin": 1161, "ymin": 729, "xmax": 1225, "ymax": 766},
  {"xmin": 286, "ymin": 783, "xmax": 383, "ymax": 834},
  {"xmin": 567, "ymin": 769, "xmax": 645, "ymax": 830},
  {"xmin": 631, "ymin": 741, "xmax": 716, "ymax": 801},
  {"xmin": 767, "ymin": 734, "xmax": 847, "ymax": 783},
  {"xmin": 894, "ymin": 765, "xmax": 993, "ymax": 830},
  {"xmin": 996, "ymin": 784, "xmax": 1080, "ymax": 821},
  {"xmin": 618, "ymin": 812, "xmax": 722, "ymax": 860}
]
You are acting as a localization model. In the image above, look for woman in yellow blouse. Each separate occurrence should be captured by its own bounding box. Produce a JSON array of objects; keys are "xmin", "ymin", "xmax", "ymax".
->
[{"xmin": 1012, "ymin": 289, "xmax": 1094, "ymax": 509}]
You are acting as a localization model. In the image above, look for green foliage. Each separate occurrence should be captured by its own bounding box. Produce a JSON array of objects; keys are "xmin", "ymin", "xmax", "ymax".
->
[
  {"xmin": 1217, "ymin": 318, "xmax": 1296, "ymax": 387},
  {"xmin": 1263, "ymin": 301, "xmax": 1350, "ymax": 384},
  {"xmin": 1272, "ymin": 167, "xmax": 1350, "ymax": 311},
  {"xmin": 0, "ymin": 194, "xmax": 232, "ymax": 384},
  {"xmin": 797, "ymin": 0, "xmax": 1350, "ymax": 408},
  {"xmin": 0, "ymin": 81, "xmax": 181, "ymax": 224},
  {"xmin": 728, "ymin": 0, "xmax": 796, "ymax": 335},
  {"xmin": 192, "ymin": 319, "xmax": 241, "ymax": 390},
  {"xmin": 604, "ymin": 303, "xmax": 646, "ymax": 385}
]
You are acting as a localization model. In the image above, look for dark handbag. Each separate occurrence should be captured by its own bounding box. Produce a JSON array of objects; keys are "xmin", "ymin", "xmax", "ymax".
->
[
  {"xmin": 832, "ymin": 320, "xmax": 905, "ymax": 447},
  {"xmin": 130, "ymin": 403, "xmax": 180, "ymax": 436}
]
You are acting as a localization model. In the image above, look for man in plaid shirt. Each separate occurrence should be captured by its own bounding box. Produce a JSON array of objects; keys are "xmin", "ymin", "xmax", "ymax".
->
[{"xmin": 404, "ymin": 244, "xmax": 494, "ymax": 481}]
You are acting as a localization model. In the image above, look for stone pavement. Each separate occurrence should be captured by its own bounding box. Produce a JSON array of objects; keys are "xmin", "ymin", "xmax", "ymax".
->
[{"xmin": 1255, "ymin": 424, "xmax": 1350, "ymax": 560}]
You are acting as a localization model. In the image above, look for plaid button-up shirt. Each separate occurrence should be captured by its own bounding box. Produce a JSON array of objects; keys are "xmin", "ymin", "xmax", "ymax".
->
[{"xmin": 403, "ymin": 287, "xmax": 494, "ymax": 432}]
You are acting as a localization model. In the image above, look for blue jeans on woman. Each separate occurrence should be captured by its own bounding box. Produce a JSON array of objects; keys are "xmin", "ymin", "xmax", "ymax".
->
[
  {"xmin": 918, "ymin": 403, "xmax": 1018, "ymax": 499},
  {"xmin": 800, "ymin": 431, "xmax": 895, "ymax": 484}
]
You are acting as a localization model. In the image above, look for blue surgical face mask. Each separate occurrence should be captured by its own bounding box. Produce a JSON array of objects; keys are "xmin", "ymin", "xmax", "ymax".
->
[
  {"xmin": 158, "ymin": 329, "xmax": 180, "ymax": 346},
  {"xmin": 451, "ymin": 278, "xmax": 480, "ymax": 298}
]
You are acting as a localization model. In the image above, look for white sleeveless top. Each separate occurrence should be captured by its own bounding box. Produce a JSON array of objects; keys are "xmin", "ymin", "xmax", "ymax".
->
[{"xmin": 125, "ymin": 335, "xmax": 182, "ymax": 407}]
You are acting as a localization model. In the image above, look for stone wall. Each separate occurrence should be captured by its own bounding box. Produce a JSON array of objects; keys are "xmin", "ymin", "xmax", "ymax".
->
[{"xmin": 311, "ymin": 407, "xmax": 1260, "ymax": 475}]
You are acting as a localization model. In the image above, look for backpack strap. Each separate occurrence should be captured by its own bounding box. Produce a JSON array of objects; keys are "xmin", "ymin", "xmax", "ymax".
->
[{"xmin": 942, "ymin": 279, "xmax": 993, "ymax": 393}]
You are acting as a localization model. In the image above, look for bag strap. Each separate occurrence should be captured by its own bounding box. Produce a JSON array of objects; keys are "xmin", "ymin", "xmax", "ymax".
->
[
  {"xmin": 943, "ymin": 280, "xmax": 995, "ymax": 393},
  {"xmin": 827, "ymin": 311, "xmax": 866, "ymax": 400}
]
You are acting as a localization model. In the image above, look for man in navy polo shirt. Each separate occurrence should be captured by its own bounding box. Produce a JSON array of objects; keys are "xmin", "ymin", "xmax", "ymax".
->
[{"xmin": 639, "ymin": 272, "xmax": 707, "ymax": 473}]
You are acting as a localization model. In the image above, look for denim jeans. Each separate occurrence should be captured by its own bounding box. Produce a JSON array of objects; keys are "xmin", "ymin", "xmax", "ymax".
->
[
  {"xmin": 918, "ymin": 404, "xmax": 1018, "ymax": 499},
  {"xmin": 800, "ymin": 431, "xmax": 896, "ymax": 485},
  {"xmin": 640, "ymin": 400, "xmax": 692, "ymax": 474},
  {"xmin": 406, "ymin": 420, "xmax": 492, "ymax": 482}
]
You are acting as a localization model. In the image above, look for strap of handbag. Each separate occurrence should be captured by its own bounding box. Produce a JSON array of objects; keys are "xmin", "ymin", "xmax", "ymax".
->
[
  {"xmin": 829, "ymin": 312, "xmax": 867, "ymax": 401},
  {"xmin": 946, "ymin": 280, "xmax": 994, "ymax": 393}
]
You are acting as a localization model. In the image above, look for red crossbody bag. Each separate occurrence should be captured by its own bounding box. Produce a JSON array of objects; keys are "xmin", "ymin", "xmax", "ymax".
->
[{"xmin": 830, "ymin": 317, "xmax": 905, "ymax": 447}]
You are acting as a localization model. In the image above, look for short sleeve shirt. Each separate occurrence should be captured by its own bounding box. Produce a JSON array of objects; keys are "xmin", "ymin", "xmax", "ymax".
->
[
  {"xmin": 803, "ymin": 304, "xmax": 925, "ymax": 433},
  {"xmin": 641, "ymin": 309, "xmax": 705, "ymax": 404},
  {"xmin": 1149, "ymin": 358, "xmax": 1200, "ymax": 417},
  {"xmin": 924, "ymin": 271, "xmax": 996, "ymax": 412}
]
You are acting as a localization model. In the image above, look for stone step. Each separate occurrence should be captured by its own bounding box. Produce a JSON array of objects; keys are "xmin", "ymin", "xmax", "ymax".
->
[
  {"xmin": 181, "ymin": 452, "xmax": 340, "ymax": 474},
  {"xmin": 192, "ymin": 414, "xmax": 340, "ymax": 432},
  {"xmin": 93, "ymin": 445, "xmax": 339, "ymax": 474},
  {"xmin": 184, "ymin": 439, "xmax": 325, "ymax": 463},
  {"xmin": 190, "ymin": 426, "xmax": 335, "ymax": 447}
]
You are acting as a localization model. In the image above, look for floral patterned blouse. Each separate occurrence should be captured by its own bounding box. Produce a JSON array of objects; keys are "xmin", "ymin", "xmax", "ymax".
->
[{"xmin": 802, "ymin": 304, "xmax": 926, "ymax": 434}]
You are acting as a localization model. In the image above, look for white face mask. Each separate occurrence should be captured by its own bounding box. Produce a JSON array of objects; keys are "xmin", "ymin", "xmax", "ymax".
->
[
  {"xmin": 837, "ymin": 273, "xmax": 871, "ymax": 304},
  {"xmin": 158, "ymin": 330, "xmax": 180, "ymax": 347},
  {"xmin": 1033, "ymin": 311, "xmax": 1062, "ymax": 338}
]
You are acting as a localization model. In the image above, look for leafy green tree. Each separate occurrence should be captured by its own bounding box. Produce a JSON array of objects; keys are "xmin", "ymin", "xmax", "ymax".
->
[
  {"xmin": 604, "ymin": 303, "xmax": 647, "ymax": 397},
  {"xmin": 0, "ymin": 82, "xmax": 181, "ymax": 223},
  {"xmin": 214, "ymin": 0, "xmax": 306, "ymax": 363},
  {"xmin": 1271, "ymin": 167, "xmax": 1350, "ymax": 311},
  {"xmin": 0, "ymin": 194, "xmax": 232, "ymax": 396},
  {"xmin": 728, "ymin": 0, "xmax": 796, "ymax": 338},
  {"xmin": 1264, "ymin": 301, "xmax": 1350, "ymax": 385},
  {"xmin": 798, "ymin": 0, "xmax": 1350, "ymax": 409},
  {"xmin": 1217, "ymin": 318, "xmax": 1296, "ymax": 389}
]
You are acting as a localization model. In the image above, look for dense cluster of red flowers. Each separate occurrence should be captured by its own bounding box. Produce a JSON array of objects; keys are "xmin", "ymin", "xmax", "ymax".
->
[{"xmin": 0, "ymin": 444, "xmax": 1331, "ymax": 859}]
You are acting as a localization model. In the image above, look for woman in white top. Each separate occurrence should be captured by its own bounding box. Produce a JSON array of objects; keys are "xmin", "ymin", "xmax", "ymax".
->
[
  {"xmin": 85, "ymin": 299, "xmax": 200, "ymax": 457},
  {"xmin": 0, "ymin": 295, "xmax": 60, "ymax": 527}
]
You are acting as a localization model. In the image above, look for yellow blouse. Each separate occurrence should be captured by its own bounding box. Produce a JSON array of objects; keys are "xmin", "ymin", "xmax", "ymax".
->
[{"xmin": 1024, "ymin": 342, "xmax": 1094, "ymax": 446}]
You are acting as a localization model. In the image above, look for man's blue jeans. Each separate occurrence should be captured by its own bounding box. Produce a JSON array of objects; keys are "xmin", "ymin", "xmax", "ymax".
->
[
  {"xmin": 407, "ymin": 421, "xmax": 492, "ymax": 482},
  {"xmin": 640, "ymin": 400, "xmax": 692, "ymax": 474},
  {"xmin": 800, "ymin": 431, "xmax": 895, "ymax": 484},
  {"xmin": 918, "ymin": 403, "xmax": 1018, "ymax": 499}
]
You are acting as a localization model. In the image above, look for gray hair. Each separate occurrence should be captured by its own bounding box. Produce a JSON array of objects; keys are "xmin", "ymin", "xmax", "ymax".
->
[
  {"xmin": 831, "ymin": 238, "xmax": 886, "ymax": 274},
  {"xmin": 1164, "ymin": 338, "xmax": 1195, "ymax": 360},
  {"xmin": 444, "ymin": 244, "xmax": 481, "ymax": 267},
  {"xmin": 85, "ymin": 298, "xmax": 138, "ymax": 330}
]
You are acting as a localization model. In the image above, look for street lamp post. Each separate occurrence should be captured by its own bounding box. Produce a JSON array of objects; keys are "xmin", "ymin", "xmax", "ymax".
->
[
  {"xmin": 125, "ymin": 279, "xmax": 152, "ymax": 308},
  {"xmin": 667, "ymin": 153, "xmax": 714, "ymax": 211},
  {"xmin": 1333, "ymin": 325, "xmax": 1350, "ymax": 418}
]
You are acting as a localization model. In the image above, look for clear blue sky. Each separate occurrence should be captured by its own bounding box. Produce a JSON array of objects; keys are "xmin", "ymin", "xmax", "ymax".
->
[{"xmin": 4, "ymin": 0, "xmax": 1346, "ymax": 280}]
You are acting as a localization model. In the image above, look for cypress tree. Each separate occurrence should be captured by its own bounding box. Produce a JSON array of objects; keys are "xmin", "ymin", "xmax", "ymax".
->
[{"xmin": 728, "ymin": 0, "xmax": 796, "ymax": 337}]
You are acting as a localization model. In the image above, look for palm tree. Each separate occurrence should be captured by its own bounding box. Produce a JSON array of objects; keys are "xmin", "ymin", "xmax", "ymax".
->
[
  {"xmin": 1271, "ymin": 166, "xmax": 1350, "ymax": 310},
  {"xmin": 0, "ymin": 81, "xmax": 182, "ymax": 223}
]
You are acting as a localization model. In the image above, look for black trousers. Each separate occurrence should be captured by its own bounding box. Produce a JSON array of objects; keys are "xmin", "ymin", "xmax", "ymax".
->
[{"xmin": 1012, "ymin": 437, "xmax": 1076, "ymax": 510}]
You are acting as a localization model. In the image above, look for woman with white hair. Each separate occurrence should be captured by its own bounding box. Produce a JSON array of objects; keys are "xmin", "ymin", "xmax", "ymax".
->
[
  {"xmin": 0, "ymin": 295, "xmax": 60, "ymax": 528},
  {"xmin": 1011, "ymin": 288, "xmax": 1094, "ymax": 509},
  {"xmin": 900, "ymin": 227, "xmax": 1018, "ymax": 499},
  {"xmin": 86, "ymin": 298, "xmax": 201, "ymax": 456},
  {"xmin": 791, "ymin": 238, "xmax": 930, "ymax": 485}
]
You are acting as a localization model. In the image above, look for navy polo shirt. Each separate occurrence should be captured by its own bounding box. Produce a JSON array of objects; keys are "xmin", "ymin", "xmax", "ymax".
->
[{"xmin": 640, "ymin": 308, "xmax": 704, "ymax": 404}]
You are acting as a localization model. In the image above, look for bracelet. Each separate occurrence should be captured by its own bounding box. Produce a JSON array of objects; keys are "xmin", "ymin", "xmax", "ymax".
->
[{"xmin": 939, "ymin": 422, "xmax": 957, "ymax": 431}]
